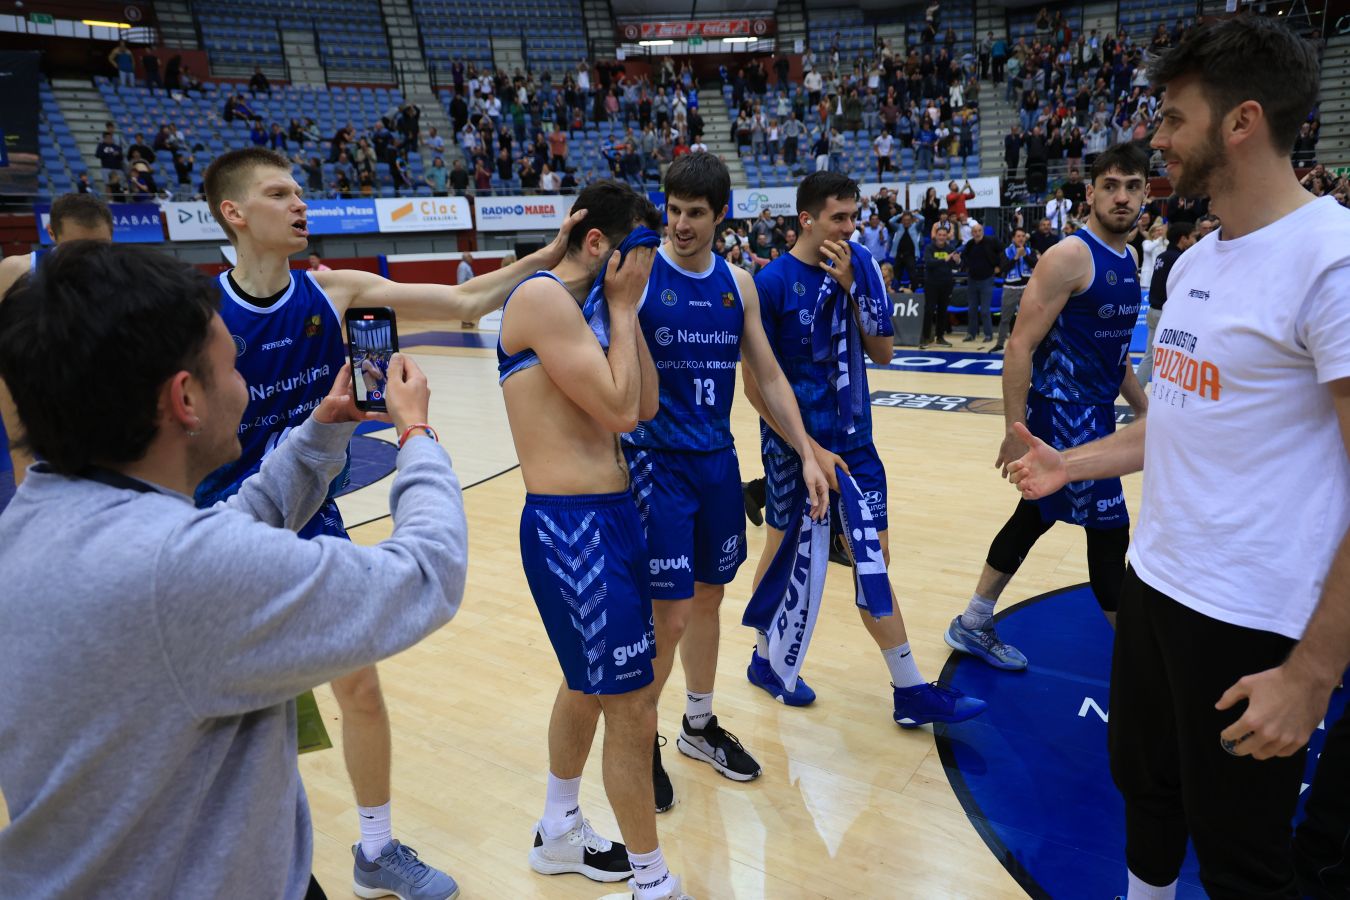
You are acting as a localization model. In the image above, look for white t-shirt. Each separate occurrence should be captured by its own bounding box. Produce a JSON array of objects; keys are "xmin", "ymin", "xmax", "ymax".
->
[{"xmin": 1130, "ymin": 196, "xmax": 1350, "ymax": 639}]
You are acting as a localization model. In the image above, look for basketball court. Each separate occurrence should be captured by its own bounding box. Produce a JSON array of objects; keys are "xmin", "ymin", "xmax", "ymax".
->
[{"xmin": 313, "ymin": 317, "xmax": 1346, "ymax": 899}]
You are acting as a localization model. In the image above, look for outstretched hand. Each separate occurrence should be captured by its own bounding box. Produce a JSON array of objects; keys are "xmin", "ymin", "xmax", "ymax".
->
[{"xmin": 1005, "ymin": 422, "xmax": 1069, "ymax": 497}]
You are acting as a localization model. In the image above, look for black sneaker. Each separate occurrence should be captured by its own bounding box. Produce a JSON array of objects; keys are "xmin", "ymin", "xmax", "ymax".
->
[
  {"xmin": 991, "ymin": 343, "xmax": 1005, "ymax": 353},
  {"xmin": 528, "ymin": 818, "xmax": 631, "ymax": 882},
  {"xmin": 828, "ymin": 531, "xmax": 852, "ymax": 567},
  {"xmin": 676, "ymin": 715, "xmax": 762, "ymax": 782},
  {"xmin": 962, "ymin": 334, "xmax": 977, "ymax": 343},
  {"xmin": 742, "ymin": 478, "xmax": 766, "ymax": 527},
  {"xmin": 653, "ymin": 734, "xmax": 675, "ymax": 813},
  {"xmin": 937, "ymin": 338, "xmax": 953, "ymax": 347}
]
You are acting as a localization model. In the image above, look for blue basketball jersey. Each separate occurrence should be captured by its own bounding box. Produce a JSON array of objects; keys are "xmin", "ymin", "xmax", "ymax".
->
[
  {"xmin": 754, "ymin": 253, "xmax": 874, "ymax": 455},
  {"xmin": 195, "ymin": 270, "xmax": 351, "ymax": 522},
  {"xmin": 1031, "ymin": 228, "xmax": 1141, "ymax": 405},
  {"xmin": 624, "ymin": 247, "xmax": 744, "ymax": 452}
]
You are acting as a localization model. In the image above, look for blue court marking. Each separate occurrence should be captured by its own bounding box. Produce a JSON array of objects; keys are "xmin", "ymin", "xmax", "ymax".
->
[
  {"xmin": 336, "ymin": 433, "xmax": 399, "ymax": 498},
  {"xmin": 935, "ymin": 584, "xmax": 1346, "ymax": 899},
  {"xmin": 871, "ymin": 351, "xmax": 1144, "ymax": 376},
  {"xmin": 401, "ymin": 330, "xmax": 496, "ymax": 350}
]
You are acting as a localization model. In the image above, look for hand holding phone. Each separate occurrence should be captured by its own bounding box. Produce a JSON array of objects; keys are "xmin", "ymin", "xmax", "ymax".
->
[{"xmin": 345, "ymin": 307, "xmax": 399, "ymax": 412}]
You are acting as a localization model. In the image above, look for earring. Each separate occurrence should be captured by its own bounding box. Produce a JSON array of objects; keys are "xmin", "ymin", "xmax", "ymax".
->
[{"xmin": 185, "ymin": 419, "xmax": 201, "ymax": 437}]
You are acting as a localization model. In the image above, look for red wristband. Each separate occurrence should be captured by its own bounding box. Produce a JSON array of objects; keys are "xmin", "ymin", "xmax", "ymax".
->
[{"xmin": 398, "ymin": 423, "xmax": 438, "ymax": 449}]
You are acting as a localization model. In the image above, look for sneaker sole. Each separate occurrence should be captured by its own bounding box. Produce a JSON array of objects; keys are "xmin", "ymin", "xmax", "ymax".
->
[
  {"xmin": 656, "ymin": 793, "xmax": 676, "ymax": 813},
  {"xmin": 894, "ymin": 704, "xmax": 986, "ymax": 729},
  {"xmin": 746, "ymin": 664, "xmax": 816, "ymax": 707},
  {"xmin": 676, "ymin": 734, "xmax": 762, "ymax": 782},
  {"xmin": 528, "ymin": 847, "xmax": 633, "ymax": 883},
  {"xmin": 352, "ymin": 882, "xmax": 461, "ymax": 900},
  {"xmin": 943, "ymin": 628, "xmax": 1028, "ymax": 671}
]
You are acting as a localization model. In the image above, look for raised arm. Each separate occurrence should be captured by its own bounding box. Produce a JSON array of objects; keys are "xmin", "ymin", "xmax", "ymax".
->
[
  {"xmin": 509, "ymin": 249, "xmax": 655, "ymax": 433},
  {"xmin": 315, "ymin": 209, "xmax": 586, "ymax": 320},
  {"xmin": 996, "ymin": 238, "xmax": 1089, "ymax": 476}
]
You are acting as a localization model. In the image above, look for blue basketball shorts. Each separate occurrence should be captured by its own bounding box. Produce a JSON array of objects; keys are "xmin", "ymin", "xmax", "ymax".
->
[
  {"xmin": 763, "ymin": 441, "xmax": 889, "ymax": 533},
  {"xmin": 623, "ymin": 445, "xmax": 747, "ymax": 600},
  {"xmin": 1024, "ymin": 393, "xmax": 1128, "ymax": 529},
  {"xmin": 520, "ymin": 491, "xmax": 655, "ymax": 695},
  {"xmin": 297, "ymin": 498, "xmax": 349, "ymax": 540}
]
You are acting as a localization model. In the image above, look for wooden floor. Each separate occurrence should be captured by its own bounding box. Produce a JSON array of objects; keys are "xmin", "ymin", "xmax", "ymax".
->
[
  {"xmin": 310, "ymin": 323, "xmax": 1142, "ymax": 900},
  {"xmin": 0, "ymin": 322, "xmax": 1143, "ymax": 899}
]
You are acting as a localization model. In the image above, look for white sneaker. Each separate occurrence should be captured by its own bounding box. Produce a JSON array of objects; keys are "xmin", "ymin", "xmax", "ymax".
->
[
  {"xmin": 596, "ymin": 873, "xmax": 694, "ymax": 899},
  {"xmin": 528, "ymin": 818, "xmax": 632, "ymax": 883}
]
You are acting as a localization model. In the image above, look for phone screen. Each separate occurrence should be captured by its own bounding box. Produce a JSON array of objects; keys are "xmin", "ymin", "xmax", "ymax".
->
[{"xmin": 345, "ymin": 307, "xmax": 399, "ymax": 411}]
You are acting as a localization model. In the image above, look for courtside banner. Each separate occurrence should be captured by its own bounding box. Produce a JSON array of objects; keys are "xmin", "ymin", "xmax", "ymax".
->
[
  {"xmin": 165, "ymin": 199, "xmax": 378, "ymax": 240},
  {"xmin": 164, "ymin": 200, "xmax": 225, "ymax": 241},
  {"xmin": 730, "ymin": 187, "xmax": 797, "ymax": 219},
  {"xmin": 37, "ymin": 202, "xmax": 163, "ymax": 244},
  {"xmin": 907, "ymin": 175, "xmax": 1001, "ymax": 210},
  {"xmin": 473, "ymin": 195, "xmax": 569, "ymax": 232},
  {"xmin": 375, "ymin": 196, "xmax": 471, "ymax": 232}
]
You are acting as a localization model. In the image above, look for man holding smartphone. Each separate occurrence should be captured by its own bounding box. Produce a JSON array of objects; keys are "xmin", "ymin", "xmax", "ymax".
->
[
  {"xmin": 195, "ymin": 147, "xmax": 580, "ymax": 898},
  {"xmin": 0, "ymin": 243, "xmax": 465, "ymax": 899}
]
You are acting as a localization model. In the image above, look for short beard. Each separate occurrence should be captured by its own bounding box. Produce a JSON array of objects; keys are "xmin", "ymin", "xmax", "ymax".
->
[
  {"xmin": 1173, "ymin": 120, "xmax": 1229, "ymax": 199},
  {"xmin": 1094, "ymin": 206, "xmax": 1138, "ymax": 235}
]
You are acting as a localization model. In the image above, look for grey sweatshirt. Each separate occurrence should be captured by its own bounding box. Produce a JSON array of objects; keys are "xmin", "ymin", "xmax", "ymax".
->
[{"xmin": 0, "ymin": 417, "xmax": 466, "ymax": 899}]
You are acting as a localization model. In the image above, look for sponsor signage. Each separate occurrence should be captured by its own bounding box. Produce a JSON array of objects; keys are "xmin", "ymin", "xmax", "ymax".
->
[
  {"xmin": 869, "ymin": 391, "xmax": 1140, "ymax": 424},
  {"xmin": 617, "ymin": 18, "xmax": 774, "ymax": 41},
  {"xmin": 37, "ymin": 202, "xmax": 163, "ymax": 244},
  {"xmin": 164, "ymin": 200, "xmax": 226, "ymax": 241},
  {"xmin": 472, "ymin": 194, "xmax": 570, "ymax": 232},
  {"xmin": 907, "ymin": 175, "xmax": 1002, "ymax": 210},
  {"xmin": 165, "ymin": 199, "xmax": 379, "ymax": 241},
  {"xmin": 374, "ymin": 196, "xmax": 471, "ymax": 232},
  {"xmin": 730, "ymin": 186, "xmax": 797, "ymax": 219}
]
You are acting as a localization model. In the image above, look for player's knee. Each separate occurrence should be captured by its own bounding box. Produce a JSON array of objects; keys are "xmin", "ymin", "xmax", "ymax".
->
[
  {"xmin": 1086, "ymin": 526, "xmax": 1129, "ymax": 613},
  {"xmin": 654, "ymin": 600, "xmax": 691, "ymax": 642},
  {"xmin": 987, "ymin": 502, "xmax": 1050, "ymax": 574},
  {"xmin": 332, "ymin": 666, "xmax": 386, "ymax": 718},
  {"xmin": 693, "ymin": 582, "xmax": 724, "ymax": 608}
]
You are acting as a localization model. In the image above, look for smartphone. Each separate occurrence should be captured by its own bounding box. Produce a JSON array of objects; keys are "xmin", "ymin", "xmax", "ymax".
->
[{"xmin": 345, "ymin": 307, "xmax": 399, "ymax": 412}]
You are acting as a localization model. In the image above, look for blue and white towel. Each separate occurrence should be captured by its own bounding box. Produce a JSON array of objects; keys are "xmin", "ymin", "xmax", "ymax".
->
[
  {"xmin": 809, "ymin": 241, "xmax": 893, "ymax": 436},
  {"xmin": 743, "ymin": 466, "xmax": 894, "ymax": 690},
  {"xmin": 580, "ymin": 225, "xmax": 662, "ymax": 351}
]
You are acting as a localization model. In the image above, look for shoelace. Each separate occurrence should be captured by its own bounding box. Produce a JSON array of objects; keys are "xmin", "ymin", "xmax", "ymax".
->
[
  {"xmin": 569, "ymin": 818, "xmax": 613, "ymax": 854},
  {"xmin": 704, "ymin": 717, "xmax": 748, "ymax": 753},
  {"xmin": 972, "ymin": 626, "xmax": 1015, "ymax": 656},
  {"xmin": 381, "ymin": 843, "xmax": 431, "ymax": 884}
]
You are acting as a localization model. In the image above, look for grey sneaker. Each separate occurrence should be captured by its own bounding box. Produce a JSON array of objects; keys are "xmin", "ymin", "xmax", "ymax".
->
[
  {"xmin": 945, "ymin": 616, "xmax": 1029, "ymax": 671},
  {"xmin": 352, "ymin": 839, "xmax": 459, "ymax": 899}
]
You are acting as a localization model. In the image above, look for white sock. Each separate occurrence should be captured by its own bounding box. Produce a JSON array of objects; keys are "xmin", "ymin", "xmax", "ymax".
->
[
  {"xmin": 357, "ymin": 801, "xmax": 392, "ymax": 862},
  {"xmin": 628, "ymin": 846, "xmax": 673, "ymax": 900},
  {"xmin": 541, "ymin": 772, "xmax": 582, "ymax": 839},
  {"xmin": 961, "ymin": 593, "xmax": 997, "ymax": 630},
  {"xmin": 1126, "ymin": 870, "xmax": 1178, "ymax": 900},
  {"xmin": 685, "ymin": 690, "xmax": 714, "ymax": 730},
  {"xmin": 755, "ymin": 629, "xmax": 769, "ymax": 658},
  {"xmin": 882, "ymin": 642, "xmax": 924, "ymax": 688}
]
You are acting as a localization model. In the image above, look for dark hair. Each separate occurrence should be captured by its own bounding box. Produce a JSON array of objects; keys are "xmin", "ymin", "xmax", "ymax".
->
[
  {"xmin": 797, "ymin": 171, "xmax": 859, "ymax": 216},
  {"xmin": 1166, "ymin": 221, "xmax": 1195, "ymax": 244},
  {"xmin": 0, "ymin": 242, "xmax": 219, "ymax": 474},
  {"xmin": 663, "ymin": 152, "xmax": 731, "ymax": 215},
  {"xmin": 565, "ymin": 179, "xmax": 661, "ymax": 254},
  {"xmin": 48, "ymin": 193, "xmax": 113, "ymax": 237},
  {"xmin": 203, "ymin": 146, "xmax": 292, "ymax": 242},
  {"xmin": 1089, "ymin": 141, "xmax": 1151, "ymax": 184},
  {"xmin": 1147, "ymin": 16, "xmax": 1318, "ymax": 154}
]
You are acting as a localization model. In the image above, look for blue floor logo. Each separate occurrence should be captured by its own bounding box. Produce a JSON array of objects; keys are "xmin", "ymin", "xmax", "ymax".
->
[{"xmin": 936, "ymin": 585, "xmax": 1346, "ymax": 898}]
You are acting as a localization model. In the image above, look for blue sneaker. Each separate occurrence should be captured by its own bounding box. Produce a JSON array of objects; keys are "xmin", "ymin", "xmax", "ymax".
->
[
  {"xmin": 353, "ymin": 840, "xmax": 460, "ymax": 900},
  {"xmin": 944, "ymin": 616, "xmax": 1029, "ymax": 671},
  {"xmin": 892, "ymin": 682, "xmax": 987, "ymax": 728},
  {"xmin": 747, "ymin": 649, "xmax": 817, "ymax": 706}
]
